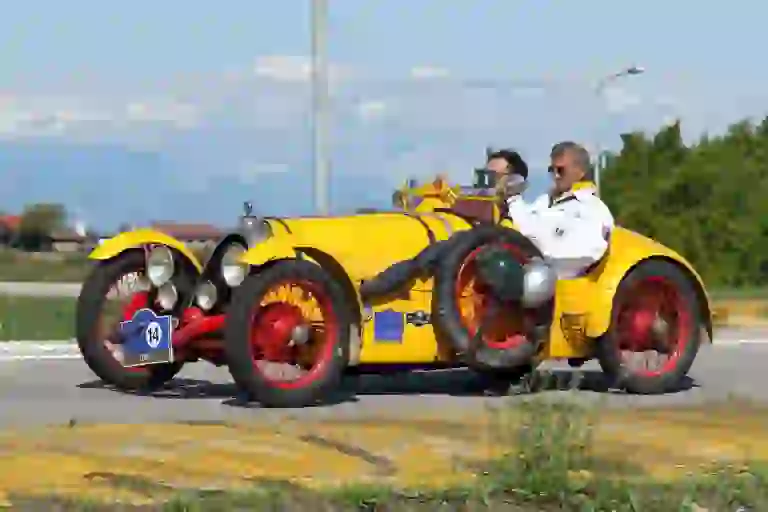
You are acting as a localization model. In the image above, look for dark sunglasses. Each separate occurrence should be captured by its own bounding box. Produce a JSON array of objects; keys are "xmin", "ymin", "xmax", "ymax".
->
[{"xmin": 548, "ymin": 165, "xmax": 566, "ymax": 176}]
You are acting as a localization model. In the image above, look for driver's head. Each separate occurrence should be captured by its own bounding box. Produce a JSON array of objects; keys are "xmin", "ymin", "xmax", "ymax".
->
[
  {"xmin": 486, "ymin": 149, "xmax": 529, "ymax": 180},
  {"xmin": 549, "ymin": 141, "xmax": 593, "ymax": 195}
]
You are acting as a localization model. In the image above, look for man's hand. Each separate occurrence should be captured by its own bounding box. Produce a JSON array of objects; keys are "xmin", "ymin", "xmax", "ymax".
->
[{"xmin": 495, "ymin": 173, "xmax": 527, "ymax": 201}]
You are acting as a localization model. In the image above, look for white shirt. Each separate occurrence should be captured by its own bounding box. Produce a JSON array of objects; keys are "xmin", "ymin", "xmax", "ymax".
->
[{"xmin": 506, "ymin": 184, "xmax": 614, "ymax": 279}]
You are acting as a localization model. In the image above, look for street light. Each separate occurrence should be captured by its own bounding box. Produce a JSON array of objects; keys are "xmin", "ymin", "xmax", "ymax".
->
[
  {"xmin": 311, "ymin": 0, "xmax": 330, "ymax": 215},
  {"xmin": 593, "ymin": 65, "xmax": 645, "ymax": 196}
]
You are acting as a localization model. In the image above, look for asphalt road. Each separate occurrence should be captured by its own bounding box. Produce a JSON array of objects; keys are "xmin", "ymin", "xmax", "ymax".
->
[
  {"xmin": 0, "ymin": 281, "xmax": 81, "ymax": 297},
  {"xmin": 0, "ymin": 329, "xmax": 765, "ymax": 427}
]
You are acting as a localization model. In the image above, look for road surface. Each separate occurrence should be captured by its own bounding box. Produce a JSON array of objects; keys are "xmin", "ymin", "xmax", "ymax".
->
[
  {"xmin": 0, "ymin": 328, "xmax": 765, "ymax": 427},
  {"xmin": 0, "ymin": 281, "xmax": 81, "ymax": 297}
]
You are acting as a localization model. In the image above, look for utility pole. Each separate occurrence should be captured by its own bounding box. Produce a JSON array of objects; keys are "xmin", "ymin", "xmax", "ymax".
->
[{"xmin": 311, "ymin": 0, "xmax": 330, "ymax": 215}]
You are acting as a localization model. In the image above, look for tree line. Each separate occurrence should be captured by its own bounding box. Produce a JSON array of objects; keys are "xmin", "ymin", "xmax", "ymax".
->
[
  {"xmin": 0, "ymin": 203, "xmax": 75, "ymax": 251},
  {"xmin": 600, "ymin": 118, "xmax": 768, "ymax": 289}
]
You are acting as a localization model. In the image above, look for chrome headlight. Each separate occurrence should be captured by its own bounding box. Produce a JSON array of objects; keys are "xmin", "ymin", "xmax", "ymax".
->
[
  {"xmin": 155, "ymin": 282, "xmax": 178, "ymax": 311},
  {"xmin": 146, "ymin": 246, "xmax": 175, "ymax": 287},
  {"xmin": 195, "ymin": 280, "xmax": 218, "ymax": 311},
  {"xmin": 221, "ymin": 244, "xmax": 248, "ymax": 287},
  {"xmin": 241, "ymin": 217, "xmax": 273, "ymax": 246},
  {"xmin": 521, "ymin": 259, "xmax": 557, "ymax": 307}
]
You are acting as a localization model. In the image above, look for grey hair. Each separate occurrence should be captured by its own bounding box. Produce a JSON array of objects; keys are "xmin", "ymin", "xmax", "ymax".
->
[{"xmin": 550, "ymin": 141, "xmax": 594, "ymax": 181}]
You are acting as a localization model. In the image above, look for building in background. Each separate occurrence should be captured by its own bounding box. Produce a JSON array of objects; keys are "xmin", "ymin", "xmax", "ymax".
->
[
  {"xmin": 148, "ymin": 222, "xmax": 222, "ymax": 251},
  {"xmin": 0, "ymin": 215, "xmax": 21, "ymax": 247}
]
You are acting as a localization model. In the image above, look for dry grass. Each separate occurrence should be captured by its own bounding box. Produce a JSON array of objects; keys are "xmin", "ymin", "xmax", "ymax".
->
[{"xmin": 6, "ymin": 398, "xmax": 766, "ymax": 511}]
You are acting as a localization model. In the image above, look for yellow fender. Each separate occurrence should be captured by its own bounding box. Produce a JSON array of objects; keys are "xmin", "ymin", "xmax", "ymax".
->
[
  {"xmin": 89, "ymin": 228, "xmax": 203, "ymax": 272},
  {"xmin": 586, "ymin": 228, "xmax": 713, "ymax": 340},
  {"xmin": 239, "ymin": 235, "xmax": 298, "ymax": 267}
]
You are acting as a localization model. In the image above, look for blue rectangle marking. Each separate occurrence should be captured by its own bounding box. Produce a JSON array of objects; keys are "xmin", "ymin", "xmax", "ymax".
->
[{"xmin": 373, "ymin": 310, "xmax": 405, "ymax": 343}]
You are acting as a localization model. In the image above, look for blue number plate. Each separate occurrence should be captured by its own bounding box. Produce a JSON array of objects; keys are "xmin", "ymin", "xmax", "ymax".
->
[{"xmin": 118, "ymin": 308, "xmax": 174, "ymax": 367}]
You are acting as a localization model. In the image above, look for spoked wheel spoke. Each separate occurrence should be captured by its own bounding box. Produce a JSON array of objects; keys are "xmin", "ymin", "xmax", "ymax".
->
[
  {"xmin": 224, "ymin": 259, "xmax": 350, "ymax": 408},
  {"xmin": 614, "ymin": 276, "xmax": 692, "ymax": 378},
  {"xmin": 455, "ymin": 243, "xmax": 530, "ymax": 350},
  {"xmin": 99, "ymin": 271, "xmax": 153, "ymax": 372},
  {"xmin": 76, "ymin": 250, "xmax": 185, "ymax": 391},
  {"xmin": 249, "ymin": 280, "xmax": 337, "ymax": 388}
]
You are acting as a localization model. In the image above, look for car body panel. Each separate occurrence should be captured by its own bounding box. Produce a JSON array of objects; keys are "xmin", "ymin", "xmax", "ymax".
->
[
  {"xmin": 241, "ymin": 213, "xmax": 473, "ymax": 284},
  {"xmin": 234, "ymin": 178, "xmax": 712, "ymax": 365}
]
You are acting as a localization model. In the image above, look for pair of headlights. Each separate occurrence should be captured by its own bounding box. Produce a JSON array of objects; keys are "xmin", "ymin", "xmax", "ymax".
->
[
  {"xmin": 145, "ymin": 243, "xmax": 249, "ymax": 312},
  {"xmin": 194, "ymin": 244, "xmax": 248, "ymax": 311}
]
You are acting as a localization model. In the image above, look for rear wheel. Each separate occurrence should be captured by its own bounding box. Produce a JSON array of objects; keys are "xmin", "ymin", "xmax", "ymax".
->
[
  {"xmin": 596, "ymin": 260, "xmax": 703, "ymax": 394},
  {"xmin": 224, "ymin": 259, "xmax": 351, "ymax": 408},
  {"xmin": 75, "ymin": 250, "xmax": 184, "ymax": 391}
]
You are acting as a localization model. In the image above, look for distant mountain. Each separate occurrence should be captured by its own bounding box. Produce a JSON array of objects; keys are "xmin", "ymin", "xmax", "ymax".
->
[
  {"xmin": 0, "ymin": 117, "xmax": 552, "ymax": 230},
  {"xmin": 0, "ymin": 138, "xmax": 396, "ymax": 230}
]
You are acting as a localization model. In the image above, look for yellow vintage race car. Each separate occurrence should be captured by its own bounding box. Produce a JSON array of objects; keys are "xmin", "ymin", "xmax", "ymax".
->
[{"xmin": 76, "ymin": 172, "xmax": 712, "ymax": 407}]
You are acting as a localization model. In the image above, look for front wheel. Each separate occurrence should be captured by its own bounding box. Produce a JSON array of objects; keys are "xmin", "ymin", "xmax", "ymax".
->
[
  {"xmin": 596, "ymin": 260, "xmax": 703, "ymax": 394},
  {"xmin": 75, "ymin": 250, "xmax": 184, "ymax": 391},
  {"xmin": 224, "ymin": 259, "xmax": 352, "ymax": 408}
]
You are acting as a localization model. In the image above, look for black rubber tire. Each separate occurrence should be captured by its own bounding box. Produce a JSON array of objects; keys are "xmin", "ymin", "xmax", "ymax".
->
[
  {"xmin": 75, "ymin": 250, "xmax": 184, "ymax": 391},
  {"xmin": 224, "ymin": 259, "xmax": 352, "ymax": 408},
  {"xmin": 475, "ymin": 363, "xmax": 535, "ymax": 394},
  {"xmin": 595, "ymin": 259, "xmax": 703, "ymax": 394},
  {"xmin": 432, "ymin": 225, "xmax": 545, "ymax": 370}
]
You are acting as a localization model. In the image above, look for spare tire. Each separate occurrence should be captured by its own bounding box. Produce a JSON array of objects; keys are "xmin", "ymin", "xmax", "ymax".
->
[{"xmin": 431, "ymin": 225, "xmax": 550, "ymax": 369}]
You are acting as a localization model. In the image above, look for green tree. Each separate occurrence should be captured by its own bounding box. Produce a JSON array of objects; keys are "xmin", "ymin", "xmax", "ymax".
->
[
  {"xmin": 16, "ymin": 203, "xmax": 67, "ymax": 251},
  {"xmin": 601, "ymin": 117, "xmax": 768, "ymax": 289}
]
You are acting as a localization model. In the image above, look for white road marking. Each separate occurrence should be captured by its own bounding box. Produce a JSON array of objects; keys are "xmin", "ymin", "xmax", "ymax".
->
[
  {"xmin": 0, "ymin": 354, "xmax": 82, "ymax": 362},
  {"xmin": 0, "ymin": 334, "xmax": 765, "ymax": 362}
]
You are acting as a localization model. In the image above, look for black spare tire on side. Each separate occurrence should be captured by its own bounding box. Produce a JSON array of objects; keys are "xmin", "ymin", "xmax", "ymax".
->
[{"xmin": 431, "ymin": 225, "xmax": 550, "ymax": 371}]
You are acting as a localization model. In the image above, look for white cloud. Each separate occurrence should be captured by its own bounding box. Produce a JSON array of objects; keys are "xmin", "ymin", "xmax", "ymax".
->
[
  {"xmin": 0, "ymin": 93, "xmax": 202, "ymax": 139},
  {"xmin": 601, "ymin": 85, "xmax": 642, "ymax": 114},
  {"xmin": 253, "ymin": 55, "xmax": 351, "ymax": 84},
  {"xmin": 410, "ymin": 65, "xmax": 450, "ymax": 80},
  {"xmin": 0, "ymin": 95, "xmax": 111, "ymax": 138},
  {"xmin": 254, "ymin": 55, "xmax": 312, "ymax": 82},
  {"xmin": 237, "ymin": 162, "xmax": 290, "ymax": 184},
  {"xmin": 124, "ymin": 99, "xmax": 200, "ymax": 129},
  {"xmin": 356, "ymin": 99, "xmax": 389, "ymax": 121}
]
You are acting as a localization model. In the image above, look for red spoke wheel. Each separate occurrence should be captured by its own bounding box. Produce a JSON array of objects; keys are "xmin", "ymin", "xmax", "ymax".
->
[
  {"xmin": 596, "ymin": 260, "xmax": 704, "ymax": 394},
  {"xmin": 432, "ymin": 225, "xmax": 546, "ymax": 379},
  {"xmin": 224, "ymin": 259, "xmax": 351, "ymax": 408},
  {"xmin": 455, "ymin": 244, "xmax": 533, "ymax": 351},
  {"xmin": 76, "ymin": 250, "xmax": 185, "ymax": 391}
]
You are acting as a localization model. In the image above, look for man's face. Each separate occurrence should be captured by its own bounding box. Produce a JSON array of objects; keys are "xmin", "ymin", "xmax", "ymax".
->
[
  {"xmin": 486, "ymin": 157, "xmax": 510, "ymax": 176},
  {"xmin": 549, "ymin": 150, "xmax": 585, "ymax": 194}
]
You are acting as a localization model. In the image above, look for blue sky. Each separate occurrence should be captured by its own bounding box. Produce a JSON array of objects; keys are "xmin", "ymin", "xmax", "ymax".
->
[{"xmin": 1, "ymin": 1, "xmax": 766, "ymax": 229}]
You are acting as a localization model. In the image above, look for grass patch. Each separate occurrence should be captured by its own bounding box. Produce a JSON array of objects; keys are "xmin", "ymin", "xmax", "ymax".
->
[
  {"xmin": 0, "ymin": 249, "xmax": 92, "ymax": 282},
  {"xmin": 710, "ymin": 286, "xmax": 768, "ymax": 300},
  {"xmin": 10, "ymin": 399, "xmax": 768, "ymax": 511},
  {"xmin": 0, "ymin": 295, "xmax": 76, "ymax": 340}
]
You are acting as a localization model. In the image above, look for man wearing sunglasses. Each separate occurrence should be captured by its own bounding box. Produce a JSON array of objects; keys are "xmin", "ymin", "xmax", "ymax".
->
[{"xmin": 498, "ymin": 141, "xmax": 615, "ymax": 279}]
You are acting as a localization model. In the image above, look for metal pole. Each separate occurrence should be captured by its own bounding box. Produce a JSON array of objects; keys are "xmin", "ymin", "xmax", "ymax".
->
[
  {"xmin": 593, "ymin": 66, "xmax": 644, "ymax": 196},
  {"xmin": 594, "ymin": 142, "xmax": 602, "ymax": 195},
  {"xmin": 311, "ymin": 0, "xmax": 330, "ymax": 215}
]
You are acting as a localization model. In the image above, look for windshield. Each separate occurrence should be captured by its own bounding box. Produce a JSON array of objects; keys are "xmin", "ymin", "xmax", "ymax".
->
[{"xmin": 473, "ymin": 168, "xmax": 498, "ymax": 189}]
